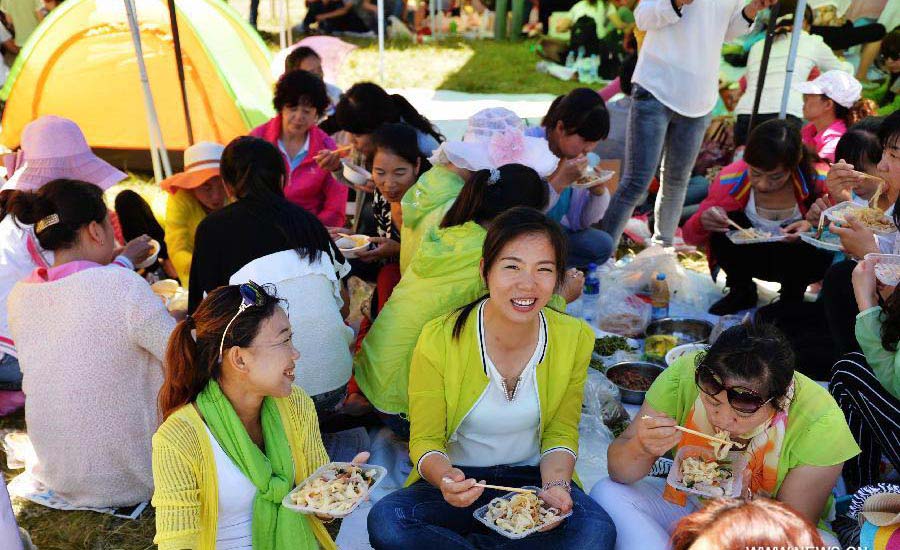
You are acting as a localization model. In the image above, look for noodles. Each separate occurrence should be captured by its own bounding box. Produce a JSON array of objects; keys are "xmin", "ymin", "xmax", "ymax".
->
[
  {"xmin": 483, "ymin": 493, "xmax": 562, "ymax": 535},
  {"xmin": 709, "ymin": 430, "xmax": 735, "ymax": 460},
  {"xmin": 289, "ymin": 464, "xmax": 378, "ymax": 513},
  {"xmin": 680, "ymin": 456, "xmax": 733, "ymax": 496},
  {"xmin": 830, "ymin": 204, "xmax": 895, "ymax": 233},
  {"xmin": 874, "ymin": 262, "xmax": 900, "ymax": 286}
]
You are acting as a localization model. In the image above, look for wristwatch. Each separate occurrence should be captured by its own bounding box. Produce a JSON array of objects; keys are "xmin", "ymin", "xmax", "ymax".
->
[{"xmin": 542, "ymin": 479, "xmax": 572, "ymax": 493}]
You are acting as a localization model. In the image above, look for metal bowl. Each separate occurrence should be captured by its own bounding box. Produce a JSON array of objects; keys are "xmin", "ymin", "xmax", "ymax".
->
[
  {"xmin": 645, "ymin": 317, "xmax": 713, "ymax": 345},
  {"xmin": 605, "ymin": 361, "xmax": 665, "ymax": 405}
]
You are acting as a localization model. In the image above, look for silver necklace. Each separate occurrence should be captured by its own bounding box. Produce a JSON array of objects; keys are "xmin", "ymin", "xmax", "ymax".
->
[{"xmin": 499, "ymin": 375, "xmax": 522, "ymax": 402}]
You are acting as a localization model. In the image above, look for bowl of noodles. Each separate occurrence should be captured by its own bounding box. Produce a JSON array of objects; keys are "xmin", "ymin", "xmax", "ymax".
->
[
  {"xmin": 824, "ymin": 201, "xmax": 895, "ymax": 235},
  {"xmin": 473, "ymin": 487, "xmax": 571, "ymax": 539},
  {"xmin": 667, "ymin": 444, "xmax": 748, "ymax": 499}
]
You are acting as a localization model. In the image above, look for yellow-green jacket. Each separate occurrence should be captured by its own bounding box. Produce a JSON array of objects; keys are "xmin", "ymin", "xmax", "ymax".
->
[
  {"xmin": 151, "ymin": 388, "xmax": 336, "ymax": 550},
  {"xmin": 406, "ymin": 304, "xmax": 593, "ymax": 486},
  {"xmin": 164, "ymin": 190, "xmax": 207, "ymax": 288}
]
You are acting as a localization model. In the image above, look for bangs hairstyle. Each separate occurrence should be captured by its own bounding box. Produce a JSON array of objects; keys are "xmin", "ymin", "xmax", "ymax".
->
[
  {"xmin": 273, "ymin": 69, "xmax": 329, "ymax": 115},
  {"xmin": 878, "ymin": 110, "xmax": 900, "ymax": 152},
  {"xmin": 542, "ymin": 88, "xmax": 610, "ymax": 142},
  {"xmin": 372, "ymin": 123, "xmax": 427, "ymax": 171},
  {"xmin": 452, "ymin": 207, "xmax": 567, "ymax": 338},
  {"xmin": 159, "ymin": 284, "xmax": 283, "ymax": 419},
  {"xmin": 834, "ymin": 129, "xmax": 883, "ymax": 170},
  {"xmin": 284, "ymin": 46, "xmax": 321, "ymax": 73},
  {"xmin": 695, "ymin": 322, "xmax": 795, "ymax": 410}
]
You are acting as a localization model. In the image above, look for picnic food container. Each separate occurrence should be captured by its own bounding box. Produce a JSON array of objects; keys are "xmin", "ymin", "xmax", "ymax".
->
[
  {"xmin": 473, "ymin": 486, "xmax": 573, "ymax": 540},
  {"xmin": 342, "ymin": 160, "xmax": 372, "ymax": 186},
  {"xmin": 865, "ymin": 253, "xmax": 900, "ymax": 286},
  {"xmin": 135, "ymin": 239, "xmax": 161, "ymax": 269},
  {"xmin": 604, "ymin": 361, "xmax": 664, "ymax": 405},
  {"xmin": 282, "ymin": 462, "xmax": 388, "ymax": 518},
  {"xmin": 667, "ymin": 446, "xmax": 748, "ymax": 499},
  {"xmin": 665, "ymin": 343, "xmax": 707, "ymax": 366},
  {"xmin": 645, "ymin": 318, "xmax": 713, "ymax": 346},
  {"xmin": 335, "ymin": 234, "xmax": 371, "ymax": 259},
  {"xmin": 725, "ymin": 229, "xmax": 786, "ymax": 245},
  {"xmin": 571, "ymin": 168, "xmax": 615, "ymax": 189},
  {"xmin": 824, "ymin": 201, "xmax": 895, "ymax": 236},
  {"xmin": 799, "ymin": 231, "xmax": 843, "ymax": 252}
]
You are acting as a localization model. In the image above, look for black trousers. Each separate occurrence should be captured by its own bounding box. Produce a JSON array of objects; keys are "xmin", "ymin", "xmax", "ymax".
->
[
  {"xmin": 822, "ymin": 259, "xmax": 862, "ymax": 356},
  {"xmin": 709, "ymin": 211, "xmax": 834, "ymax": 300},
  {"xmin": 831, "ymin": 353, "xmax": 900, "ymax": 492},
  {"xmin": 303, "ymin": 0, "xmax": 370, "ymax": 33}
]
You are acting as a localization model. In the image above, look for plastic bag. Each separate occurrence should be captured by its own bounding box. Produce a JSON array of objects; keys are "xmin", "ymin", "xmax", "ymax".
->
[
  {"xmin": 584, "ymin": 369, "xmax": 629, "ymax": 427},
  {"xmin": 595, "ymin": 284, "xmax": 651, "ymax": 338},
  {"xmin": 602, "ymin": 245, "xmax": 720, "ymax": 311}
]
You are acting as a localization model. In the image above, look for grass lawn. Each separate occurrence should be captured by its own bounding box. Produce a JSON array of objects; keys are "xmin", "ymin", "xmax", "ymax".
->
[{"xmin": 335, "ymin": 37, "xmax": 588, "ymax": 95}]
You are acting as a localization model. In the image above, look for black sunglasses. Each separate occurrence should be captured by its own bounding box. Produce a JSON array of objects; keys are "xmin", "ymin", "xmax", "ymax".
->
[
  {"xmin": 695, "ymin": 363, "xmax": 774, "ymax": 414},
  {"xmin": 218, "ymin": 281, "xmax": 266, "ymax": 363}
]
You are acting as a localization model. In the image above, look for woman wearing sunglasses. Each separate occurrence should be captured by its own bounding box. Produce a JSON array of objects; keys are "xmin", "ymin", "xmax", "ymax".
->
[
  {"xmin": 153, "ymin": 282, "xmax": 367, "ymax": 550},
  {"xmin": 593, "ymin": 323, "xmax": 860, "ymax": 550}
]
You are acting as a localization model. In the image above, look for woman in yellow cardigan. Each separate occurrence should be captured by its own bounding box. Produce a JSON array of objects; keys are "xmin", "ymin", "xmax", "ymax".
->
[
  {"xmin": 151, "ymin": 282, "xmax": 367, "ymax": 550},
  {"xmin": 367, "ymin": 207, "xmax": 616, "ymax": 549}
]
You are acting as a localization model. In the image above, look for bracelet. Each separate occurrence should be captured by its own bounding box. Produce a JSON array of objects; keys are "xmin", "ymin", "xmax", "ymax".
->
[{"xmin": 542, "ymin": 479, "xmax": 572, "ymax": 493}]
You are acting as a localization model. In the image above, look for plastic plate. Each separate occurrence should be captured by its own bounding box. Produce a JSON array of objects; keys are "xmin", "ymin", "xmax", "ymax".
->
[
  {"xmin": 666, "ymin": 446, "xmax": 747, "ymax": 499},
  {"xmin": 283, "ymin": 462, "xmax": 388, "ymax": 518},
  {"xmin": 473, "ymin": 486, "xmax": 572, "ymax": 540},
  {"xmin": 865, "ymin": 253, "xmax": 900, "ymax": 286}
]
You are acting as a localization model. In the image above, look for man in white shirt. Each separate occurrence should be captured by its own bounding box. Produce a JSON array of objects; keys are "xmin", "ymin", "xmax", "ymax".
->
[{"xmin": 600, "ymin": 0, "xmax": 776, "ymax": 247}]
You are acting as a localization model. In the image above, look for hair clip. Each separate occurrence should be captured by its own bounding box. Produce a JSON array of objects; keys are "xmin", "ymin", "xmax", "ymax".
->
[
  {"xmin": 487, "ymin": 168, "xmax": 501, "ymax": 186},
  {"xmin": 35, "ymin": 214, "xmax": 60, "ymax": 234}
]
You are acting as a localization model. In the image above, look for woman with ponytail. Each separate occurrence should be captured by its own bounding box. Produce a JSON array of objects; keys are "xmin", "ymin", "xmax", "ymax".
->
[
  {"xmin": 190, "ymin": 136, "xmax": 354, "ymax": 421},
  {"xmin": 367, "ymin": 207, "xmax": 615, "ymax": 550},
  {"xmin": 4, "ymin": 179, "xmax": 174, "ymax": 507},
  {"xmin": 153, "ymin": 283, "xmax": 369, "ymax": 550},
  {"xmin": 354, "ymin": 164, "xmax": 583, "ymax": 437},
  {"xmin": 795, "ymin": 70, "xmax": 877, "ymax": 162}
]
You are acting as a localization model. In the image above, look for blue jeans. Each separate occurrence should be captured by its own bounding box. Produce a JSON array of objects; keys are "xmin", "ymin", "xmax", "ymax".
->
[
  {"xmin": 600, "ymin": 85, "xmax": 712, "ymax": 247},
  {"xmin": 0, "ymin": 355, "xmax": 21, "ymax": 390},
  {"xmin": 566, "ymin": 227, "xmax": 614, "ymax": 268},
  {"xmin": 367, "ymin": 465, "xmax": 616, "ymax": 549}
]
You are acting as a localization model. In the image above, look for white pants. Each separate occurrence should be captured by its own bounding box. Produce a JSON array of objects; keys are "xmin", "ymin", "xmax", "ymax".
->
[
  {"xmin": 589, "ymin": 476, "xmax": 842, "ymax": 550},
  {"xmin": 591, "ymin": 477, "xmax": 696, "ymax": 550}
]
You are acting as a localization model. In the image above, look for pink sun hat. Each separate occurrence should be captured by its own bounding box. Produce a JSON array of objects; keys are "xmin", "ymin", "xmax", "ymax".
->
[{"xmin": 2, "ymin": 116, "xmax": 126, "ymax": 192}]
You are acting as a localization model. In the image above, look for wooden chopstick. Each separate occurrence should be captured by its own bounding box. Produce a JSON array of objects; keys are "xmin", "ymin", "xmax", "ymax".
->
[
  {"xmin": 473, "ymin": 483, "xmax": 537, "ymax": 494},
  {"xmin": 815, "ymin": 210, "xmax": 827, "ymax": 239},
  {"xmin": 640, "ymin": 415, "xmax": 744, "ymax": 449}
]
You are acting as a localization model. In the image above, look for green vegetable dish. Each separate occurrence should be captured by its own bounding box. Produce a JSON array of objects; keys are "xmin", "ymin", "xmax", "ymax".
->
[{"xmin": 593, "ymin": 336, "xmax": 634, "ymax": 356}]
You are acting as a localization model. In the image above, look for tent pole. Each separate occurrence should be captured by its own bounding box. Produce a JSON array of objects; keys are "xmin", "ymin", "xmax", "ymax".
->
[
  {"xmin": 748, "ymin": 1, "xmax": 781, "ymax": 136},
  {"xmin": 377, "ymin": 0, "xmax": 385, "ymax": 83},
  {"xmin": 166, "ymin": 0, "xmax": 194, "ymax": 145},
  {"xmin": 285, "ymin": 0, "xmax": 292, "ymax": 45},
  {"xmin": 779, "ymin": 0, "xmax": 806, "ymax": 119},
  {"xmin": 124, "ymin": 0, "xmax": 172, "ymax": 180},
  {"xmin": 278, "ymin": 0, "xmax": 287, "ymax": 49}
]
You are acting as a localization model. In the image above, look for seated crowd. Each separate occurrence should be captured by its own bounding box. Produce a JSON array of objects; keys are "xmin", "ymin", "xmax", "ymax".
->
[{"xmin": 0, "ymin": 7, "xmax": 900, "ymax": 549}]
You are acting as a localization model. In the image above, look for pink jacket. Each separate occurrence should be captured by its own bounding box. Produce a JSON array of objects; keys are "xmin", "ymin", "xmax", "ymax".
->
[{"xmin": 251, "ymin": 117, "xmax": 348, "ymax": 227}]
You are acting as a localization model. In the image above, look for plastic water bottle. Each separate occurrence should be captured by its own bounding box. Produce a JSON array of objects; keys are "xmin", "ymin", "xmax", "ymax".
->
[
  {"xmin": 651, "ymin": 273, "xmax": 670, "ymax": 321},
  {"xmin": 565, "ymin": 51, "xmax": 576, "ymax": 68},
  {"xmin": 582, "ymin": 263, "xmax": 601, "ymax": 326}
]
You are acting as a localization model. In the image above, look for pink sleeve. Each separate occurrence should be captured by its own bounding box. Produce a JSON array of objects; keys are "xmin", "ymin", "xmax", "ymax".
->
[
  {"xmin": 317, "ymin": 172, "xmax": 348, "ymax": 227},
  {"xmin": 598, "ymin": 78, "xmax": 621, "ymax": 102}
]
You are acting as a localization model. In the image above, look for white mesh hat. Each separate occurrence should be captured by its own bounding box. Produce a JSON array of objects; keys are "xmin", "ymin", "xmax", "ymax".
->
[
  {"xmin": 793, "ymin": 70, "xmax": 862, "ymax": 108},
  {"xmin": 430, "ymin": 107, "xmax": 558, "ymax": 177}
]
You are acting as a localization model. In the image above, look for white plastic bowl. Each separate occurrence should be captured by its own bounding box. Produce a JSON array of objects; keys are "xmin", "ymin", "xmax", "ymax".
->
[
  {"xmin": 665, "ymin": 343, "xmax": 707, "ymax": 367},
  {"xmin": 335, "ymin": 234, "xmax": 371, "ymax": 259},
  {"xmin": 135, "ymin": 239, "xmax": 161, "ymax": 269},
  {"xmin": 342, "ymin": 160, "xmax": 371, "ymax": 186}
]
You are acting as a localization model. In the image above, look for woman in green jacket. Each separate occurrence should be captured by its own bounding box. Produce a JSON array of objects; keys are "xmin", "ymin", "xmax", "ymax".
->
[
  {"xmin": 354, "ymin": 165, "xmax": 582, "ymax": 436},
  {"xmin": 367, "ymin": 207, "xmax": 615, "ymax": 549}
]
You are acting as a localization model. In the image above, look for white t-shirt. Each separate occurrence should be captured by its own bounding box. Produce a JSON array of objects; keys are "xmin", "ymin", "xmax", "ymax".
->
[
  {"xmin": 206, "ymin": 426, "xmax": 255, "ymax": 550},
  {"xmin": 633, "ymin": 0, "xmax": 753, "ymax": 117},
  {"xmin": 447, "ymin": 301, "xmax": 543, "ymax": 468},
  {"xmin": 735, "ymin": 32, "xmax": 853, "ymax": 118}
]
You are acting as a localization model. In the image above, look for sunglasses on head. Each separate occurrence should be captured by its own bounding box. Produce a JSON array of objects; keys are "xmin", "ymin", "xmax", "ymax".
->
[
  {"xmin": 695, "ymin": 363, "xmax": 774, "ymax": 414},
  {"xmin": 218, "ymin": 281, "xmax": 266, "ymax": 363}
]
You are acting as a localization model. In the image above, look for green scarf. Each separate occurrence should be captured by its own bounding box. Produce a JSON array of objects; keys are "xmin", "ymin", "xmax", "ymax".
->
[{"xmin": 196, "ymin": 380, "xmax": 317, "ymax": 550}]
